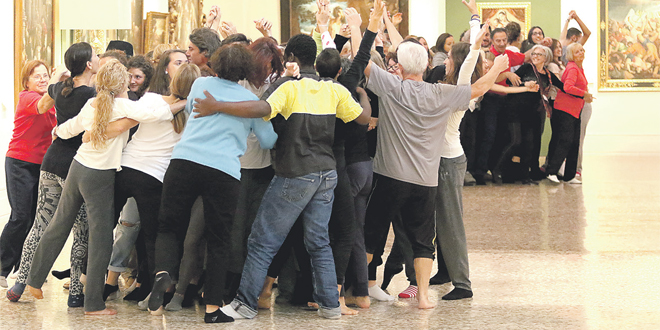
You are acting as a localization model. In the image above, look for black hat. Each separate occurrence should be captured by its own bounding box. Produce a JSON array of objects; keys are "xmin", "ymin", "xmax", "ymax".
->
[{"xmin": 106, "ymin": 40, "xmax": 134, "ymax": 57}]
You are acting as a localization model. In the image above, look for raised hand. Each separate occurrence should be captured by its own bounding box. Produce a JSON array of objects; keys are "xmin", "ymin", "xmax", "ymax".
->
[
  {"xmin": 391, "ymin": 12, "xmax": 403, "ymax": 26},
  {"xmin": 371, "ymin": 0, "xmax": 386, "ymax": 23},
  {"xmin": 473, "ymin": 22, "xmax": 490, "ymax": 50},
  {"xmin": 220, "ymin": 21, "xmax": 237, "ymax": 39},
  {"xmin": 338, "ymin": 24, "xmax": 352, "ymax": 38},
  {"xmin": 345, "ymin": 7, "xmax": 362, "ymax": 28},
  {"xmin": 462, "ymin": 0, "xmax": 478, "ymax": 15},
  {"xmin": 316, "ymin": 0, "xmax": 331, "ymax": 27},
  {"xmin": 255, "ymin": 18, "xmax": 273, "ymax": 37}
]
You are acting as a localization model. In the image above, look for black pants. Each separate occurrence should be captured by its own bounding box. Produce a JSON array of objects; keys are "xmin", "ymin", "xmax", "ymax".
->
[
  {"xmin": 114, "ymin": 167, "xmax": 163, "ymax": 277},
  {"xmin": 365, "ymin": 174, "xmax": 436, "ymax": 260},
  {"xmin": 328, "ymin": 158, "xmax": 356, "ymax": 286},
  {"xmin": 460, "ymin": 109, "xmax": 479, "ymax": 173},
  {"xmin": 547, "ymin": 110, "xmax": 581, "ymax": 181},
  {"xmin": 225, "ymin": 166, "xmax": 274, "ymax": 299},
  {"xmin": 155, "ymin": 159, "xmax": 240, "ymax": 306},
  {"xmin": 1, "ymin": 157, "xmax": 40, "ymax": 276},
  {"xmin": 475, "ymin": 94, "xmax": 506, "ymax": 176}
]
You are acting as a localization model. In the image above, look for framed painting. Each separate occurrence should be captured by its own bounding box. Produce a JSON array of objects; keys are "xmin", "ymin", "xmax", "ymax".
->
[
  {"xmin": 144, "ymin": 11, "xmax": 170, "ymax": 53},
  {"xmin": 280, "ymin": 0, "xmax": 409, "ymax": 43},
  {"xmin": 168, "ymin": 0, "xmax": 204, "ymax": 49},
  {"xmin": 14, "ymin": 0, "xmax": 56, "ymax": 108},
  {"xmin": 598, "ymin": 0, "xmax": 660, "ymax": 91},
  {"xmin": 477, "ymin": 2, "xmax": 531, "ymax": 36}
]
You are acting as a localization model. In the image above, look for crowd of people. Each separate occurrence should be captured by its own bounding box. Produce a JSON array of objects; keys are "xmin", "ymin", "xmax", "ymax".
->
[{"xmin": 0, "ymin": 0, "xmax": 593, "ymax": 324}]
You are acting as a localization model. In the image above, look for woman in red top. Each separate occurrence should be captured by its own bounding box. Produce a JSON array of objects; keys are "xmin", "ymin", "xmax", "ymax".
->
[
  {"xmin": 546, "ymin": 43, "xmax": 594, "ymax": 184},
  {"xmin": 0, "ymin": 60, "xmax": 57, "ymax": 287}
]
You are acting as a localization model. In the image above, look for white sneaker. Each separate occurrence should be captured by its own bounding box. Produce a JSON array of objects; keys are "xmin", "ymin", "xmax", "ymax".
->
[
  {"xmin": 547, "ymin": 175, "xmax": 560, "ymax": 183},
  {"xmin": 566, "ymin": 178, "xmax": 582, "ymax": 184},
  {"xmin": 0, "ymin": 276, "xmax": 7, "ymax": 288}
]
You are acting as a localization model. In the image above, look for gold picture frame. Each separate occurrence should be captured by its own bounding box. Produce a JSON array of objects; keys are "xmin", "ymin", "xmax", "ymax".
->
[
  {"xmin": 14, "ymin": 0, "xmax": 56, "ymax": 109},
  {"xmin": 477, "ymin": 2, "xmax": 532, "ymax": 36},
  {"xmin": 144, "ymin": 11, "xmax": 170, "ymax": 53},
  {"xmin": 598, "ymin": 0, "xmax": 660, "ymax": 92}
]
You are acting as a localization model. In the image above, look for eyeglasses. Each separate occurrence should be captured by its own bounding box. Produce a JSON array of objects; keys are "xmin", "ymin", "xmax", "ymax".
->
[
  {"xmin": 387, "ymin": 63, "xmax": 399, "ymax": 71},
  {"xmin": 531, "ymin": 52, "xmax": 545, "ymax": 57}
]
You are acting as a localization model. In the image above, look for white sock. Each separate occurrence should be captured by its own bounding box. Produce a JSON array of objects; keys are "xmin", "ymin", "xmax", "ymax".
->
[
  {"xmin": 368, "ymin": 285, "xmax": 394, "ymax": 301},
  {"xmin": 220, "ymin": 305, "xmax": 245, "ymax": 319}
]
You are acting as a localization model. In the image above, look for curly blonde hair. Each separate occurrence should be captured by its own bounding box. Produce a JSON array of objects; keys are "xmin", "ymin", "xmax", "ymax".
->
[
  {"xmin": 91, "ymin": 59, "xmax": 129, "ymax": 149},
  {"xmin": 169, "ymin": 63, "xmax": 201, "ymax": 133}
]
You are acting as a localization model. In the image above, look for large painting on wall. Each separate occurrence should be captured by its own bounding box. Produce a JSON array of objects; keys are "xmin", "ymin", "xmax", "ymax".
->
[
  {"xmin": 14, "ymin": 0, "xmax": 55, "ymax": 108},
  {"xmin": 280, "ymin": 0, "xmax": 409, "ymax": 43},
  {"xmin": 599, "ymin": 0, "xmax": 660, "ymax": 91},
  {"xmin": 477, "ymin": 2, "xmax": 531, "ymax": 36}
]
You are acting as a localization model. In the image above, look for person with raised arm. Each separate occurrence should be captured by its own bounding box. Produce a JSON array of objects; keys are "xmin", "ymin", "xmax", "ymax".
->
[{"xmin": 360, "ymin": 0, "xmax": 510, "ymax": 309}]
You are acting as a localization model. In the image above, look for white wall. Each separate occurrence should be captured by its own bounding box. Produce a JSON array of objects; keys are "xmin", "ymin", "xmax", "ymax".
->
[
  {"xmin": 1, "ymin": 1, "xmax": 14, "ymax": 117},
  {"xmin": 409, "ymin": 0, "xmax": 446, "ymax": 44},
  {"xmin": 561, "ymin": 0, "xmax": 660, "ymax": 154},
  {"xmin": 203, "ymin": 0, "xmax": 281, "ymax": 43}
]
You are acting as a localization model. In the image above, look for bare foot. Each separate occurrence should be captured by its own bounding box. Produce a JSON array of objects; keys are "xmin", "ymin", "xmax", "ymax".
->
[
  {"xmin": 307, "ymin": 302, "xmax": 319, "ymax": 309},
  {"xmin": 339, "ymin": 297, "xmax": 358, "ymax": 315},
  {"xmin": 417, "ymin": 297, "xmax": 436, "ymax": 309},
  {"xmin": 150, "ymin": 306, "xmax": 164, "ymax": 316},
  {"xmin": 85, "ymin": 308, "xmax": 117, "ymax": 315},
  {"xmin": 257, "ymin": 293, "xmax": 272, "ymax": 309},
  {"xmin": 27, "ymin": 285, "xmax": 43, "ymax": 299},
  {"xmin": 355, "ymin": 296, "xmax": 371, "ymax": 309}
]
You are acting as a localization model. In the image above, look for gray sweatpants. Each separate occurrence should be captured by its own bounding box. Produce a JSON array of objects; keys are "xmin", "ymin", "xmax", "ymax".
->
[
  {"xmin": 435, "ymin": 155, "xmax": 471, "ymax": 291},
  {"xmin": 27, "ymin": 160, "xmax": 116, "ymax": 312}
]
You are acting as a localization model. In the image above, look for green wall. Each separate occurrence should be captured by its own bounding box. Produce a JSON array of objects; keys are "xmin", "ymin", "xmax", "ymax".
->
[{"xmin": 445, "ymin": 0, "xmax": 562, "ymax": 42}]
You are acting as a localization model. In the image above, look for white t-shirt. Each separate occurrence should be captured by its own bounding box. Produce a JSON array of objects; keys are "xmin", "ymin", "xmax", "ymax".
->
[
  {"xmin": 121, "ymin": 93, "xmax": 183, "ymax": 182},
  {"xmin": 238, "ymin": 80, "xmax": 272, "ymax": 169},
  {"xmin": 56, "ymin": 97, "xmax": 173, "ymax": 171}
]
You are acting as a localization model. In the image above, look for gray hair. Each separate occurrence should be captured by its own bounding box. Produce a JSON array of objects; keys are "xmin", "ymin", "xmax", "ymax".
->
[
  {"xmin": 397, "ymin": 42, "xmax": 428, "ymax": 75},
  {"xmin": 531, "ymin": 44, "xmax": 553, "ymax": 67},
  {"xmin": 565, "ymin": 43, "xmax": 584, "ymax": 62}
]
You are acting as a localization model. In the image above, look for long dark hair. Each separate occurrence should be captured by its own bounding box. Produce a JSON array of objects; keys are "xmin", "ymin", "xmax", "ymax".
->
[
  {"xmin": 61, "ymin": 42, "xmax": 93, "ymax": 97},
  {"xmin": 149, "ymin": 49, "xmax": 186, "ymax": 96},
  {"xmin": 434, "ymin": 33, "xmax": 453, "ymax": 54},
  {"xmin": 444, "ymin": 42, "xmax": 483, "ymax": 85}
]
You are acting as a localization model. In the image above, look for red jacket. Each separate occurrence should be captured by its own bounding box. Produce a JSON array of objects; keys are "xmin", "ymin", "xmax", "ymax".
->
[
  {"xmin": 489, "ymin": 46, "xmax": 526, "ymax": 94},
  {"xmin": 6, "ymin": 90, "xmax": 57, "ymax": 164},
  {"xmin": 554, "ymin": 62, "xmax": 587, "ymax": 118}
]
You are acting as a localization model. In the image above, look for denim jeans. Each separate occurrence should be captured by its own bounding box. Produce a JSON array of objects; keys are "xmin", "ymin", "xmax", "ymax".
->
[
  {"xmin": 108, "ymin": 198, "xmax": 140, "ymax": 272},
  {"xmin": 231, "ymin": 170, "xmax": 340, "ymax": 319}
]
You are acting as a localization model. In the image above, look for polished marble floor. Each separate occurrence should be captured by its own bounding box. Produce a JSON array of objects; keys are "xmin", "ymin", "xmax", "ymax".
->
[{"xmin": 0, "ymin": 109, "xmax": 659, "ymax": 329}]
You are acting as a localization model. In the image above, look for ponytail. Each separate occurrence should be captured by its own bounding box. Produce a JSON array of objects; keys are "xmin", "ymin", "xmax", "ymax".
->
[
  {"xmin": 61, "ymin": 76, "xmax": 75, "ymax": 97},
  {"xmin": 89, "ymin": 59, "xmax": 129, "ymax": 149}
]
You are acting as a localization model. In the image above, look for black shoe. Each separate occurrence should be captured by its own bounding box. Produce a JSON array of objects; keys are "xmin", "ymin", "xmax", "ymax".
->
[
  {"xmin": 68, "ymin": 293, "xmax": 84, "ymax": 307},
  {"xmin": 124, "ymin": 284, "xmax": 149, "ymax": 301},
  {"xmin": 102, "ymin": 284, "xmax": 119, "ymax": 301},
  {"xmin": 429, "ymin": 273, "xmax": 451, "ymax": 285},
  {"xmin": 474, "ymin": 174, "xmax": 487, "ymax": 186},
  {"xmin": 442, "ymin": 288, "xmax": 473, "ymax": 300},
  {"xmin": 492, "ymin": 172, "xmax": 503, "ymax": 184},
  {"xmin": 182, "ymin": 283, "xmax": 200, "ymax": 307},
  {"xmin": 52, "ymin": 269, "xmax": 71, "ymax": 280},
  {"xmin": 148, "ymin": 272, "xmax": 172, "ymax": 312},
  {"xmin": 521, "ymin": 178, "xmax": 539, "ymax": 185},
  {"xmin": 204, "ymin": 308, "xmax": 234, "ymax": 323}
]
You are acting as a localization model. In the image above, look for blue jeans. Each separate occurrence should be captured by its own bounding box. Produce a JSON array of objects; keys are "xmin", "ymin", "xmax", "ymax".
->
[{"xmin": 231, "ymin": 170, "xmax": 340, "ymax": 318}]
